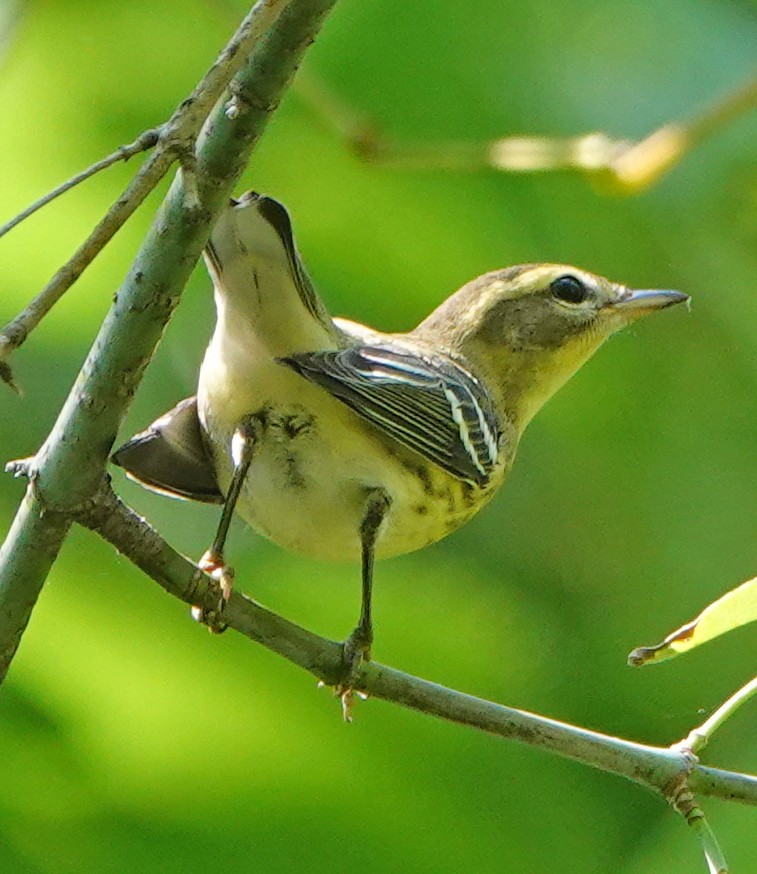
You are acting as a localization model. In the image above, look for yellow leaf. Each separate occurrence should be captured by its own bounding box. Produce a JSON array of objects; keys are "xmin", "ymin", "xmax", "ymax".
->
[{"xmin": 628, "ymin": 576, "xmax": 757, "ymax": 666}]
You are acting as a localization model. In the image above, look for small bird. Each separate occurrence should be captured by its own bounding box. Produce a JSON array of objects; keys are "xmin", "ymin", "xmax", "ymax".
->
[{"xmin": 113, "ymin": 192, "xmax": 688, "ymax": 702}]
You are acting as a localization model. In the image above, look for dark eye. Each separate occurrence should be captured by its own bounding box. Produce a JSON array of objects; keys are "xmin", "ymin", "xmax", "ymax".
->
[{"xmin": 550, "ymin": 275, "xmax": 588, "ymax": 304}]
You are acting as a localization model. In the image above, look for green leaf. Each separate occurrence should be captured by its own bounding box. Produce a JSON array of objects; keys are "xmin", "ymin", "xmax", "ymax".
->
[{"xmin": 628, "ymin": 577, "xmax": 757, "ymax": 666}]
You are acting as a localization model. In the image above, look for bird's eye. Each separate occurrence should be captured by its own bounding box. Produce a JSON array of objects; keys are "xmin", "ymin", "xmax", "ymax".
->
[{"xmin": 550, "ymin": 275, "xmax": 588, "ymax": 305}]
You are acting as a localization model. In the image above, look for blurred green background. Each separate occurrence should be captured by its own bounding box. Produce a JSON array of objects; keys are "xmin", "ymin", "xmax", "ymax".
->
[{"xmin": 1, "ymin": 1, "xmax": 755, "ymax": 871}]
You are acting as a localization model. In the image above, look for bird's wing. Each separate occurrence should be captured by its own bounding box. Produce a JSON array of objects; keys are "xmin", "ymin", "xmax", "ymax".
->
[{"xmin": 281, "ymin": 345, "xmax": 501, "ymax": 486}]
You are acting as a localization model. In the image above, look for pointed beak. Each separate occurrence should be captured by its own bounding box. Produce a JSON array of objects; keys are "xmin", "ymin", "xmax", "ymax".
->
[{"xmin": 611, "ymin": 287, "xmax": 690, "ymax": 312}]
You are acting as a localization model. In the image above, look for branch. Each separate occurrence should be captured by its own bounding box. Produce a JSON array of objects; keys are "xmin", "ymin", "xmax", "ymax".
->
[
  {"xmin": 295, "ymin": 70, "xmax": 757, "ymax": 193},
  {"xmin": 0, "ymin": 0, "xmax": 340, "ymax": 681},
  {"xmin": 666, "ymin": 768, "xmax": 730, "ymax": 874},
  {"xmin": 73, "ymin": 478, "xmax": 757, "ymax": 809},
  {"xmin": 0, "ymin": 127, "xmax": 161, "ymax": 241},
  {"xmin": 0, "ymin": 144, "xmax": 175, "ymax": 390},
  {"xmin": 608, "ymin": 72, "xmax": 757, "ymax": 193},
  {"xmin": 673, "ymin": 676, "xmax": 757, "ymax": 756},
  {"xmin": 0, "ymin": 0, "xmax": 294, "ymax": 389}
]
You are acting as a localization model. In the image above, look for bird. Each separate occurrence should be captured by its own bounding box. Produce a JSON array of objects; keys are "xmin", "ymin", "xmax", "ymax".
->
[{"xmin": 112, "ymin": 191, "xmax": 688, "ymax": 708}]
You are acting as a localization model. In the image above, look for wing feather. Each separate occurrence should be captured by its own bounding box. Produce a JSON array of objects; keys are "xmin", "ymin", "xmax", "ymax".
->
[{"xmin": 281, "ymin": 345, "xmax": 501, "ymax": 486}]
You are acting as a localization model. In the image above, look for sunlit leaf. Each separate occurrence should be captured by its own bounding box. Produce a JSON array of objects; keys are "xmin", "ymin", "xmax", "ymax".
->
[{"xmin": 628, "ymin": 577, "xmax": 757, "ymax": 666}]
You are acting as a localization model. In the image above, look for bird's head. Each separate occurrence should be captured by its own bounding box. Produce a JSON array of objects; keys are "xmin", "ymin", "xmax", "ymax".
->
[{"xmin": 415, "ymin": 263, "xmax": 689, "ymax": 429}]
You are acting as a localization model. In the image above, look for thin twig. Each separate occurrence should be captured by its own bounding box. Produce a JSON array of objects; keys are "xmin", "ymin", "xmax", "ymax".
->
[
  {"xmin": 69, "ymin": 478, "xmax": 757, "ymax": 808},
  {"xmin": 691, "ymin": 814, "xmax": 729, "ymax": 874},
  {"xmin": 673, "ymin": 675, "xmax": 757, "ymax": 756},
  {"xmin": 0, "ymin": 127, "xmax": 162, "ymax": 240},
  {"xmin": 610, "ymin": 72, "xmax": 757, "ymax": 192},
  {"xmin": 666, "ymin": 765, "xmax": 730, "ymax": 874},
  {"xmin": 0, "ymin": 0, "xmax": 294, "ymax": 389},
  {"xmin": 293, "ymin": 70, "xmax": 757, "ymax": 194},
  {"xmin": 0, "ymin": 146, "xmax": 177, "ymax": 380},
  {"xmin": 0, "ymin": 0, "xmax": 338, "ymax": 682},
  {"xmin": 0, "ymin": 360, "xmax": 20, "ymax": 395}
]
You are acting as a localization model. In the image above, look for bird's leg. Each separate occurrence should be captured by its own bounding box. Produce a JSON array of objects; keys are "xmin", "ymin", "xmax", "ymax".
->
[
  {"xmin": 194, "ymin": 419, "xmax": 258, "ymax": 629},
  {"xmin": 338, "ymin": 489, "xmax": 391, "ymax": 718}
]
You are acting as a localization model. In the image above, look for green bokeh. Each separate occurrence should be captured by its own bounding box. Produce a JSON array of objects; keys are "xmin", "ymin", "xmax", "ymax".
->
[{"xmin": 1, "ymin": 1, "xmax": 755, "ymax": 871}]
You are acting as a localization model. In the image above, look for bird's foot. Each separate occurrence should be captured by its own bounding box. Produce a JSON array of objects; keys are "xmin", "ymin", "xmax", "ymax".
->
[
  {"xmin": 333, "ymin": 626, "xmax": 372, "ymax": 721},
  {"xmin": 198, "ymin": 549, "xmax": 236, "ymax": 602},
  {"xmin": 191, "ymin": 550, "xmax": 234, "ymax": 633}
]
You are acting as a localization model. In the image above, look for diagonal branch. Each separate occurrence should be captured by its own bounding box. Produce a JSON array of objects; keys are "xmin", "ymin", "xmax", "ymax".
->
[
  {"xmin": 0, "ymin": 143, "xmax": 175, "ymax": 390},
  {"xmin": 0, "ymin": 0, "xmax": 294, "ymax": 389},
  {"xmin": 74, "ymin": 477, "xmax": 757, "ymax": 808},
  {"xmin": 0, "ymin": 0, "xmax": 340, "ymax": 682}
]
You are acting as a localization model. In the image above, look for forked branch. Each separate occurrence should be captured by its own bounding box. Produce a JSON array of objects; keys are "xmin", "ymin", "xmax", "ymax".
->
[
  {"xmin": 0, "ymin": 0, "xmax": 339, "ymax": 682},
  {"xmin": 0, "ymin": 0, "xmax": 294, "ymax": 389}
]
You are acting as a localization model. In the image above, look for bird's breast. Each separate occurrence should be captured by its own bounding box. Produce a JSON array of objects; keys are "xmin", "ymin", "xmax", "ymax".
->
[{"xmin": 198, "ymin": 349, "xmax": 509, "ymax": 562}]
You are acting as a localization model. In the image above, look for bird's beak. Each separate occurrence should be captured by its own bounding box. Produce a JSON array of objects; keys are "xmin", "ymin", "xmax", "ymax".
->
[{"xmin": 611, "ymin": 287, "xmax": 690, "ymax": 312}]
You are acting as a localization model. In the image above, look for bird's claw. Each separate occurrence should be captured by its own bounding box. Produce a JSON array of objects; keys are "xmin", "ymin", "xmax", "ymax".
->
[
  {"xmin": 199, "ymin": 550, "xmax": 235, "ymax": 600},
  {"xmin": 335, "ymin": 685, "xmax": 369, "ymax": 722},
  {"xmin": 192, "ymin": 550, "xmax": 235, "ymax": 633},
  {"xmin": 332, "ymin": 627, "xmax": 372, "ymax": 721}
]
